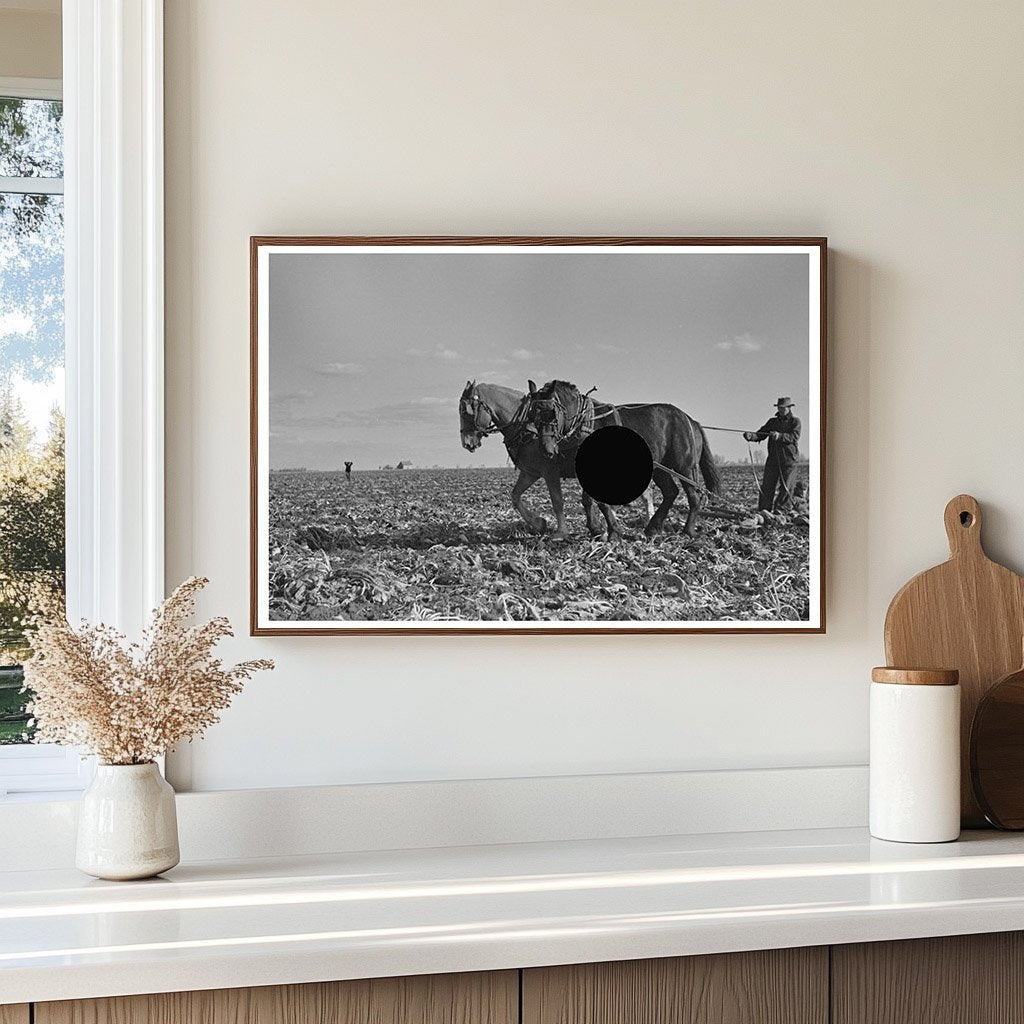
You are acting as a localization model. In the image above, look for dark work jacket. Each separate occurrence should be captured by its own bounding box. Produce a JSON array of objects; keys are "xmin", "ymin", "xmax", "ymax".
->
[{"xmin": 753, "ymin": 414, "xmax": 801, "ymax": 463}]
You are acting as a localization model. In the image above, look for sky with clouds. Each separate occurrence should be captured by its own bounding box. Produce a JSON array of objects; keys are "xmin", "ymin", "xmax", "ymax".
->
[
  {"xmin": 1, "ymin": 99, "xmax": 65, "ymax": 446},
  {"xmin": 268, "ymin": 250, "xmax": 812, "ymax": 469}
]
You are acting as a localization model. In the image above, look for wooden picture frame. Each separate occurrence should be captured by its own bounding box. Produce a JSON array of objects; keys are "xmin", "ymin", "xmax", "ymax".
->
[{"xmin": 251, "ymin": 236, "xmax": 827, "ymax": 635}]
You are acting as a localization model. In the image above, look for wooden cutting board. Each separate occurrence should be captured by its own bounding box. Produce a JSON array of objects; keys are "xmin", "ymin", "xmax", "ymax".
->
[{"xmin": 884, "ymin": 494, "xmax": 1024, "ymax": 826}]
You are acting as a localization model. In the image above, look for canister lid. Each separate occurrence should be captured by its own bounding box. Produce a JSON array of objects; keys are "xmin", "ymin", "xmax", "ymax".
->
[{"xmin": 871, "ymin": 667, "xmax": 959, "ymax": 686}]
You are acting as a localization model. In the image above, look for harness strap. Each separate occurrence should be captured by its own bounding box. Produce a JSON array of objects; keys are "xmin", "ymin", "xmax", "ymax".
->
[
  {"xmin": 593, "ymin": 405, "xmax": 622, "ymax": 426},
  {"xmin": 557, "ymin": 393, "xmax": 595, "ymax": 449},
  {"xmin": 501, "ymin": 394, "xmax": 535, "ymax": 459},
  {"xmin": 537, "ymin": 389, "xmax": 596, "ymax": 453}
]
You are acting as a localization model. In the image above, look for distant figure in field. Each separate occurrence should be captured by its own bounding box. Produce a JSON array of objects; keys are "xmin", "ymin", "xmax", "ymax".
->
[{"xmin": 344, "ymin": 461, "xmax": 353, "ymax": 482}]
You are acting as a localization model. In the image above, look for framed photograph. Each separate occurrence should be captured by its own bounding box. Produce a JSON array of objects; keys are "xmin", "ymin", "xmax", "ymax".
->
[{"xmin": 251, "ymin": 236, "xmax": 826, "ymax": 635}]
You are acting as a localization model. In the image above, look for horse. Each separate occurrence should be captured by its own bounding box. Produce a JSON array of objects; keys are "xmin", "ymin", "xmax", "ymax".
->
[
  {"xmin": 527, "ymin": 380, "xmax": 721, "ymax": 537},
  {"xmin": 459, "ymin": 380, "xmax": 623, "ymax": 541}
]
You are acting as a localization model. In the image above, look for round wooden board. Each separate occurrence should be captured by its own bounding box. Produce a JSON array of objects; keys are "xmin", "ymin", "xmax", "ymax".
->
[{"xmin": 971, "ymin": 663, "xmax": 1024, "ymax": 829}]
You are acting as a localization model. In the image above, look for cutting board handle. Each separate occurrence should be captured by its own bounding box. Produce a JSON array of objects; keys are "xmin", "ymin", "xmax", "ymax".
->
[{"xmin": 944, "ymin": 494, "xmax": 983, "ymax": 558}]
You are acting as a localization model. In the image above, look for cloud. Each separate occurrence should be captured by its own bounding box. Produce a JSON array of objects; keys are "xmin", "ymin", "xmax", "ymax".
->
[
  {"xmin": 406, "ymin": 346, "xmax": 461, "ymax": 362},
  {"xmin": 270, "ymin": 390, "xmax": 315, "ymax": 422},
  {"xmin": 271, "ymin": 388, "xmax": 313, "ymax": 402},
  {"xmin": 597, "ymin": 342, "xmax": 624, "ymax": 354},
  {"xmin": 510, "ymin": 348, "xmax": 542, "ymax": 361},
  {"xmin": 715, "ymin": 333, "xmax": 764, "ymax": 353},
  {"xmin": 316, "ymin": 362, "xmax": 366, "ymax": 376}
]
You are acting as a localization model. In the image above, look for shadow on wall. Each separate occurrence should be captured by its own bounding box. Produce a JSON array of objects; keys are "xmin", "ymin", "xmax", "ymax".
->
[{"xmin": 827, "ymin": 249, "xmax": 874, "ymax": 637}]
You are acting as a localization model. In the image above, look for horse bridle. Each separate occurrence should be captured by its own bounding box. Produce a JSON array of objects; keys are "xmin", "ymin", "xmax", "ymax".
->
[
  {"xmin": 532, "ymin": 389, "xmax": 589, "ymax": 451},
  {"xmin": 460, "ymin": 389, "xmax": 501, "ymax": 439},
  {"xmin": 530, "ymin": 396, "xmax": 561, "ymax": 447}
]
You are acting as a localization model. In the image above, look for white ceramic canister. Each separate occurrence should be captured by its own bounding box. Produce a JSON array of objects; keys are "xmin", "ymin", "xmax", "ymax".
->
[
  {"xmin": 76, "ymin": 762, "xmax": 181, "ymax": 880},
  {"xmin": 870, "ymin": 667, "xmax": 961, "ymax": 843}
]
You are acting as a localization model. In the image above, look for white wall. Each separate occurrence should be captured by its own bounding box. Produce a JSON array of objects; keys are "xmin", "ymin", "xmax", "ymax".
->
[{"xmin": 164, "ymin": 0, "xmax": 1024, "ymax": 792}]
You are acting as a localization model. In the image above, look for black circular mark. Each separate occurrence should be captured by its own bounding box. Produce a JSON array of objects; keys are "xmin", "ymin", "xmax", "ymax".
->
[
  {"xmin": 573, "ymin": 425, "xmax": 654, "ymax": 505},
  {"xmin": 960, "ymin": 510, "xmax": 973, "ymax": 527}
]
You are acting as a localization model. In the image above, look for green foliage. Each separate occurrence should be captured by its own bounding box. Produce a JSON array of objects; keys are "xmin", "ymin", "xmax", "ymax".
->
[
  {"xmin": 0, "ymin": 394, "xmax": 65, "ymax": 742},
  {"xmin": 0, "ymin": 664, "xmax": 29, "ymax": 743}
]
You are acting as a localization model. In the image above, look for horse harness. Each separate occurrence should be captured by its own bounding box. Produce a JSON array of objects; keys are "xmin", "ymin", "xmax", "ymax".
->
[
  {"xmin": 529, "ymin": 382, "xmax": 605, "ymax": 454},
  {"xmin": 464, "ymin": 381, "xmax": 784, "ymax": 520},
  {"xmin": 501, "ymin": 396, "xmax": 536, "ymax": 461},
  {"xmin": 464, "ymin": 381, "xmax": 636, "ymax": 468},
  {"xmin": 530, "ymin": 383, "xmax": 718, "ymax": 501},
  {"xmin": 461, "ymin": 386, "xmax": 536, "ymax": 459}
]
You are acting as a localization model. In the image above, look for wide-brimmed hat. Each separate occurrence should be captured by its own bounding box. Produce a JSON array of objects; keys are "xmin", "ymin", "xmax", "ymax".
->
[{"xmin": 775, "ymin": 397, "xmax": 794, "ymax": 409}]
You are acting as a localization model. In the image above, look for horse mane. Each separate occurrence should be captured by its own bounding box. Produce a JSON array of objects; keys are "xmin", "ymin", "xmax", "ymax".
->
[
  {"xmin": 481, "ymin": 383, "xmax": 526, "ymax": 401},
  {"xmin": 536, "ymin": 380, "xmax": 579, "ymax": 405},
  {"xmin": 464, "ymin": 381, "xmax": 525, "ymax": 402}
]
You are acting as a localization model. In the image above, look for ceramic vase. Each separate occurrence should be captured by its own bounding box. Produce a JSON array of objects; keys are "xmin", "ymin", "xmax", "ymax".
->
[{"xmin": 76, "ymin": 762, "xmax": 180, "ymax": 880}]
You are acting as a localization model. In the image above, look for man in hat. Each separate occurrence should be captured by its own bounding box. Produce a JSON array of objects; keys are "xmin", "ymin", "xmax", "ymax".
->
[{"xmin": 743, "ymin": 398, "xmax": 802, "ymax": 512}]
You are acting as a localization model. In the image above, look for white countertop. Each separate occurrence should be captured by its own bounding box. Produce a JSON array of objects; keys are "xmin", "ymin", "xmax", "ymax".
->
[{"xmin": 4, "ymin": 826, "xmax": 1024, "ymax": 1005}]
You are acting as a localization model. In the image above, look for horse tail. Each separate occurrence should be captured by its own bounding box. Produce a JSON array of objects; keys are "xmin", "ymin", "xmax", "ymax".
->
[{"xmin": 696, "ymin": 422, "xmax": 721, "ymax": 494}]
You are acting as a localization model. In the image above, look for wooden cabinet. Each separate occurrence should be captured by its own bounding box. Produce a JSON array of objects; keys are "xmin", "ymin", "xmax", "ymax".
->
[
  {"xmin": 831, "ymin": 932, "xmax": 1024, "ymax": 1024},
  {"xmin": 522, "ymin": 948, "xmax": 828, "ymax": 1024},
  {"xmin": 13, "ymin": 933, "xmax": 1024, "ymax": 1024},
  {"xmin": 34, "ymin": 971, "xmax": 517, "ymax": 1024}
]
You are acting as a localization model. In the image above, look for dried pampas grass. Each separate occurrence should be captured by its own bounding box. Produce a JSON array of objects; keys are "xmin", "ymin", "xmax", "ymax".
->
[{"xmin": 23, "ymin": 577, "xmax": 273, "ymax": 765}]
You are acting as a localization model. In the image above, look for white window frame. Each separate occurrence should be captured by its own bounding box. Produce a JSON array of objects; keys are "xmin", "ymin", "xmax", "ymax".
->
[{"xmin": 0, "ymin": 0, "xmax": 165, "ymax": 797}]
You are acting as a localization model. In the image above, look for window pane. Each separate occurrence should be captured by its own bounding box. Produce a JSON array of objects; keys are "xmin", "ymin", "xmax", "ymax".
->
[
  {"xmin": 0, "ymin": 188, "xmax": 65, "ymax": 745},
  {"xmin": 0, "ymin": 98, "xmax": 63, "ymax": 179}
]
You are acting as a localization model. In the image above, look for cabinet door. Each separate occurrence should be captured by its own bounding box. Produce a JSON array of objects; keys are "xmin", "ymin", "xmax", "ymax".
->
[
  {"xmin": 523, "ymin": 948, "xmax": 828, "ymax": 1024},
  {"xmin": 0, "ymin": 1007, "xmax": 29, "ymax": 1024},
  {"xmin": 36, "ymin": 970, "xmax": 517, "ymax": 1024},
  {"xmin": 832, "ymin": 932, "xmax": 1024, "ymax": 1024}
]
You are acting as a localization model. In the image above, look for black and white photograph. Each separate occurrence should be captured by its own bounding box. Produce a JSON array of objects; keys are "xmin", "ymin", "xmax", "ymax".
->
[{"xmin": 251, "ymin": 238, "xmax": 825, "ymax": 634}]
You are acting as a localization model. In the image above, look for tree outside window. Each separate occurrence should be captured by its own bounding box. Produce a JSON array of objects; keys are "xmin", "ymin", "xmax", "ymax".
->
[{"xmin": 0, "ymin": 94, "xmax": 65, "ymax": 744}]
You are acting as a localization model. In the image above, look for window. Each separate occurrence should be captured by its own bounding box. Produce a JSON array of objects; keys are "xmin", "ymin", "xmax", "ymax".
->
[
  {"xmin": 0, "ymin": 5, "xmax": 166, "ymax": 798},
  {"xmin": 0, "ymin": 80, "xmax": 82, "ymax": 795}
]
